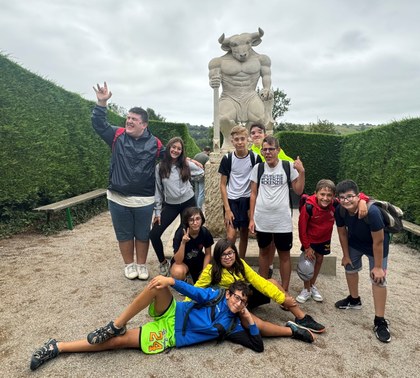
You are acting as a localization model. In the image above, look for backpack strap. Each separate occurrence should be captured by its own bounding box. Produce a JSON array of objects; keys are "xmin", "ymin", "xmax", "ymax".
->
[
  {"xmin": 249, "ymin": 150, "xmax": 256, "ymax": 166},
  {"xmin": 281, "ymin": 160, "xmax": 293, "ymax": 212},
  {"xmin": 155, "ymin": 136, "xmax": 163, "ymax": 158},
  {"xmin": 306, "ymin": 203, "xmax": 313, "ymax": 217},
  {"xmin": 112, "ymin": 127, "xmax": 125, "ymax": 150},
  {"xmin": 257, "ymin": 162, "xmax": 265, "ymax": 189}
]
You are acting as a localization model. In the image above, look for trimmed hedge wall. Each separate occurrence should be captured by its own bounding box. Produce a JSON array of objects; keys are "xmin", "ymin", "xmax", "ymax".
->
[
  {"xmin": 0, "ymin": 54, "xmax": 199, "ymax": 236},
  {"xmin": 338, "ymin": 119, "xmax": 420, "ymax": 224},
  {"xmin": 275, "ymin": 131, "xmax": 343, "ymax": 194}
]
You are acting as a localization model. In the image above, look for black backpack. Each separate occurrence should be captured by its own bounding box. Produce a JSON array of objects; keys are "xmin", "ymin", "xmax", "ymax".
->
[
  {"xmin": 225, "ymin": 150, "xmax": 257, "ymax": 185},
  {"xmin": 181, "ymin": 288, "xmax": 236, "ymax": 340},
  {"xmin": 340, "ymin": 199, "xmax": 404, "ymax": 234}
]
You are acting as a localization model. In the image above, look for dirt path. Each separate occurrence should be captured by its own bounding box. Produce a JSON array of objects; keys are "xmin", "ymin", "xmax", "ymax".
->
[{"xmin": 0, "ymin": 211, "xmax": 419, "ymax": 377}]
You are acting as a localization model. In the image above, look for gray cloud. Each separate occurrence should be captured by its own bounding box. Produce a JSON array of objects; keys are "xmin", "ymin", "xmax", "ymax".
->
[{"xmin": 1, "ymin": 0, "xmax": 419, "ymax": 126}]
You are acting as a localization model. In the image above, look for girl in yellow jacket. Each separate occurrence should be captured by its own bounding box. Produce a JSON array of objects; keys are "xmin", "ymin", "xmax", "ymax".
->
[{"xmin": 194, "ymin": 239, "xmax": 326, "ymax": 341}]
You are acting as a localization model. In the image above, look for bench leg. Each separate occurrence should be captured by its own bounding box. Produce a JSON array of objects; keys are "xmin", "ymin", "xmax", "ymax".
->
[{"xmin": 65, "ymin": 208, "xmax": 74, "ymax": 230}]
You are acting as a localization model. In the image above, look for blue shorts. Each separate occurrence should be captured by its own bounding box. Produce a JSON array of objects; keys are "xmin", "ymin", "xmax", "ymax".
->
[
  {"xmin": 108, "ymin": 200, "xmax": 154, "ymax": 242},
  {"xmin": 225, "ymin": 197, "xmax": 250, "ymax": 229},
  {"xmin": 345, "ymin": 246, "xmax": 388, "ymax": 287}
]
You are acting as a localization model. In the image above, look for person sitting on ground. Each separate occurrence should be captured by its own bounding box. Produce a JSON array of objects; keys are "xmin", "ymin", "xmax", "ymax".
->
[
  {"xmin": 150, "ymin": 137, "xmax": 204, "ymax": 276},
  {"xmin": 296, "ymin": 179, "xmax": 369, "ymax": 303},
  {"xmin": 334, "ymin": 179, "xmax": 391, "ymax": 343},
  {"xmin": 30, "ymin": 279, "xmax": 263, "ymax": 371},
  {"xmin": 170, "ymin": 207, "xmax": 214, "ymax": 283},
  {"xmin": 193, "ymin": 238, "xmax": 325, "ymax": 342}
]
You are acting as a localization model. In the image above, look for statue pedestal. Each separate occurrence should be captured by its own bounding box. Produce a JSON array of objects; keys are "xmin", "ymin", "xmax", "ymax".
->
[{"xmin": 204, "ymin": 151, "xmax": 225, "ymax": 237}]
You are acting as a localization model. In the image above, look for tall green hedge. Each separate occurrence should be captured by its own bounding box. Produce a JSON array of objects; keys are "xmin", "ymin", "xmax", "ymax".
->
[
  {"xmin": 0, "ymin": 53, "xmax": 199, "ymax": 236},
  {"xmin": 338, "ymin": 119, "xmax": 420, "ymax": 224},
  {"xmin": 276, "ymin": 131, "xmax": 343, "ymax": 194}
]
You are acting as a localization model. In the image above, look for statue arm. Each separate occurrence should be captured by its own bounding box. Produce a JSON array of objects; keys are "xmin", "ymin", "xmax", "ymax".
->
[
  {"xmin": 259, "ymin": 55, "xmax": 272, "ymax": 100},
  {"xmin": 209, "ymin": 57, "xmax": 222, "ymax": 88}
]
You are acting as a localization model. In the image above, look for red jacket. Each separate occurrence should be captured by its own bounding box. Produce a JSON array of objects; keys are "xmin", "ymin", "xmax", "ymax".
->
[{"xmin": 298, "ymin": 193, "xmax": 369, "ymax": 250}]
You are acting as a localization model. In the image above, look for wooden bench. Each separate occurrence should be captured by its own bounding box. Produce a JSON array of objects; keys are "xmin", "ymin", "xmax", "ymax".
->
[
  {"xmin": 402, "ymin": 220, "xmax": 420, "ymax": 236},
  {"xmin": 34, "ymin": 189, "xmax": 107, "ymax": 230}
]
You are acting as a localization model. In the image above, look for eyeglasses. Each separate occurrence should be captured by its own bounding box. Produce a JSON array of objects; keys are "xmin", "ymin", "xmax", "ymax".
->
[
  {"xmin": 220, "ymin": 251, "xmax": 234, "ymax": 259},
  {"xmin": 262, "ymin": 147, "xmax": 277, "ymax": 152},
  {"xmin": 229, "ymin": 290, "xmax": 247, "ymax": 306},
  {"xmin": 188, "ymin": 216, "xmax": 202, "ymax": 223},
  {"xmin": 338, "ymin": 194, "xmax": 357, "ymax": 202}
]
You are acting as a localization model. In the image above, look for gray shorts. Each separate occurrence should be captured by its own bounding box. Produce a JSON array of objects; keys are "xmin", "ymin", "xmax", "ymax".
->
[
  {"xmin": 345, "ymin": 246, "xmax": 388, "ymax": 287},
  {"xmin": 108, "ymin": 200, "xmax": 154, "ymax": 241}
]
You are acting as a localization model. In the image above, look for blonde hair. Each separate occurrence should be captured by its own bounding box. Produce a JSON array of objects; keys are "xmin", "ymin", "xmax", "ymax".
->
[{"xmin": 230, "ymin": 125, "xmax": 248, "ymax": 137}]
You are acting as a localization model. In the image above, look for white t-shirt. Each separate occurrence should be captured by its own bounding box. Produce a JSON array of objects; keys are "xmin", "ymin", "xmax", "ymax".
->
[{"xmin": 250, "ymin": 161, "xmax": 299, "ymax": 232}]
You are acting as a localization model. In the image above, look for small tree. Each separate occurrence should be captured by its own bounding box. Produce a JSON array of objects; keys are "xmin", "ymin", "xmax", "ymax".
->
[
  {"xmin": 146, "ymin": 108, "xmax": 166, "ymax": 122},
  {"xmin": 308, "ymin": 119, "xmax": 338, "ymax": 134},
  {"xmin": 272, "ymin": 88, "xmax": 291, "ymax": 121}
]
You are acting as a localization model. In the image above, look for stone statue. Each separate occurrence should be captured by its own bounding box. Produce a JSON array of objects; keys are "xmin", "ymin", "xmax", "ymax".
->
[{"xmin": 209, "ymin": 28, "xmax": 274, "ymax": 150}]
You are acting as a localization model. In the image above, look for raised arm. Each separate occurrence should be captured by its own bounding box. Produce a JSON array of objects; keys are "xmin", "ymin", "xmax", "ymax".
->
[{"xmin": 93, "ymin": 82, "xmax": 113, "ymax": 107}]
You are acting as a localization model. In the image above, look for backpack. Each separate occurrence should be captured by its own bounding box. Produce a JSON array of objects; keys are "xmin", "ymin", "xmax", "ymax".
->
[
  {"xmin": 181, "ymin": 288, "xmax": 236, "ymax": 341},
  {"xmin": 298, "ymin": 193, "xmax": 313, "ymax": 217},
  {"xmin": 225, "ymin": 150, "xmax": 257, "ymax": 185},
  {"xmin": 256, "ymin": 160, "xmax": 292, "ymax": 210},
  {"xmin": 112, "ymin": 127, "xmax": 163, "ymax": 157},
  {"xmin": 340, "ymin": 199, "xmax": 404, "ymax": 233}
]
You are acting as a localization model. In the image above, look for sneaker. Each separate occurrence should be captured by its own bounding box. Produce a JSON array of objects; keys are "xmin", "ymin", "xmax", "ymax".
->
[
  {"xmin": 335, "ymin": 295, "xmax": 362, "ymax": 310},
  {"xmin": 295, "ymin": 314, "xmax": 325, "ymax": 333},
  {"xmin": 30, "ymin": 339, "xmax": 59, "ymax": 371},
  {"xmin": 268, "ymin": 265, "xmax": 274, "ymax": 279},
  {"xmin": 373, "ymin": 318, "xmax": 391, "ymax": 343},
  {"xmin": 87, "ymin": 321, "xmax": 127, "ymax": 344},
  {"xmin": 159, "ymin": 260, "xmax": 170, "ymax": 276},
  {"xmin": 311, "ymin": 285, "xmax": 323, "ymax": 302},
  {"xmin": 296, "ymin": 288, "xmax": 311, "ymax": 303},
  {"xmin": 124, "ymin": 263, "xmax": 138, "ymax": 279},
  {"xmin": 286, "ymin": 321, "xmax": 315, "ymax": 343},
  {"xmin": 137, "ymin": 264, "xmax": 149, "ymax": 280}
]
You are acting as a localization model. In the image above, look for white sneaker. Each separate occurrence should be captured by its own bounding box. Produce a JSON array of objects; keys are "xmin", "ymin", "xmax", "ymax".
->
[
  {"xmin": 137, "ymin": 264, "xmax": 149, "ymax": 280},
  {"xmin": 296, "ymin": 288, "xmax": 311, "ymax": 303},
  {"xmin": 124, "ymin": 263, "xmax": 138, "ymax": 280},
  {"xmin": 159, "ymin": 260, "xmax": 170, "ymax": 276},
  {"xmin": 311, "ymin": 285, "xmax": 323, "ymax": 302}
]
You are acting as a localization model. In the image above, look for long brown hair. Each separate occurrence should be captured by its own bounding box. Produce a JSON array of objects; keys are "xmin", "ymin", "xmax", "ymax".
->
[
  {"xmin": 159, "ymin": 137, "xmax": 191, "ymax": 182},
  {"xmin": 210, "ymin": 239, "xmax": 245, "ymax": 286}
]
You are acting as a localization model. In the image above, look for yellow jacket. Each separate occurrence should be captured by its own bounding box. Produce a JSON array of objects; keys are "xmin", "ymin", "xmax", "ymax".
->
[
  {"xmin": 251, "ymin": 144, "xmax": 294, "ymax": 162},
  {"xmin": 194, "ymin": 259, "xmax": 286, "ymax": 305}
]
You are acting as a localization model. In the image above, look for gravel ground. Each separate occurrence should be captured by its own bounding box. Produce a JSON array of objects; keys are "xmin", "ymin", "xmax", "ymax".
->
[{"xmin": 0, "ymin": 211, "xmax": 419, "ymax": 378}]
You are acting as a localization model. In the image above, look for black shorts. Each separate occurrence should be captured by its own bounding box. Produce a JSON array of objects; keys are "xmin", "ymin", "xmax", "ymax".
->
[
  {"xmin": 301, "ymin": 240, "xmax": 331, "ymax": 256},
  {"xmin": 247, "ymin": 285, "xmax": 271, "ymax": 310},
  {"xmin": 256, "ymin": 232, "xmax": 293, "ymax": 251},
  {"xmin": 225, "ymin": 197, "xmax": 250, "ymax": 229}
]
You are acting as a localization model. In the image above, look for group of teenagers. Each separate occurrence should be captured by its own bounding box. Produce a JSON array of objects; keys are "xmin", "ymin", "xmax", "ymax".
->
[{"xmin": 30, "ymin": 83, "xmax": 392, "ymax": 371}]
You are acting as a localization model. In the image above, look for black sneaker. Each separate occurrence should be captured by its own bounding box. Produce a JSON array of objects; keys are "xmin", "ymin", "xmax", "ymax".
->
[
  {"xmin": 87, "ymin": 321, "xmax": 127, "ymax": 344},
  {"xmin": 30, "ymin": 339, "xmax": 59, "ymax": 371},
  {"xmin": 295, "ymin": 314, "xmax": 326, "ymax": 333},
  {"xmin": 286, "ymin": 321, "xmax": 315, "ymax": 343},
  {"xmin": 335, "ymin": 295, "xmax": 362, "ymax": 310},
  {"xmin": 374, "ymin": 318, "xmax": 391, "ymax": 343}
]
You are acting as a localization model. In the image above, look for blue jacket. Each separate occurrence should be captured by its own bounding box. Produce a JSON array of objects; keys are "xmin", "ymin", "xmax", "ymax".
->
[
  {"xmin": 92, "ymin": 105, "xmax": 164, "ymax": 197},
  {"xmin": 172, "ymin": 280, "xmax": 263, "ymax": 352}
]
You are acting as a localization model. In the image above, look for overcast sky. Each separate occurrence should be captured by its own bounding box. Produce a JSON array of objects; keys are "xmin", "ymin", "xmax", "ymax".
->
[{"xmin": 1, "ymin": 0, "xmax": 419, "ymax": 126}]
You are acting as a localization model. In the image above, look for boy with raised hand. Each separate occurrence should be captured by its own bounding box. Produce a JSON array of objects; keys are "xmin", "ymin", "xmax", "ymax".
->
[
  {"xmin": 30, "ymin": 279, "xmax": 263, "ymax": 371},
  {"xmin": 249, "ymin": 136, "xmax": 305, "ymax": 292},
  {"xmin": 334, "ymin": 179, "xmax": 391, "ymax": 343},
  {"xmin": 218, "ymin": 125, "xmax": 262, "ymax": 258},
  {"xmin": 297, "ymin": 180, "xmax": 369, "ymax": 303}
]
